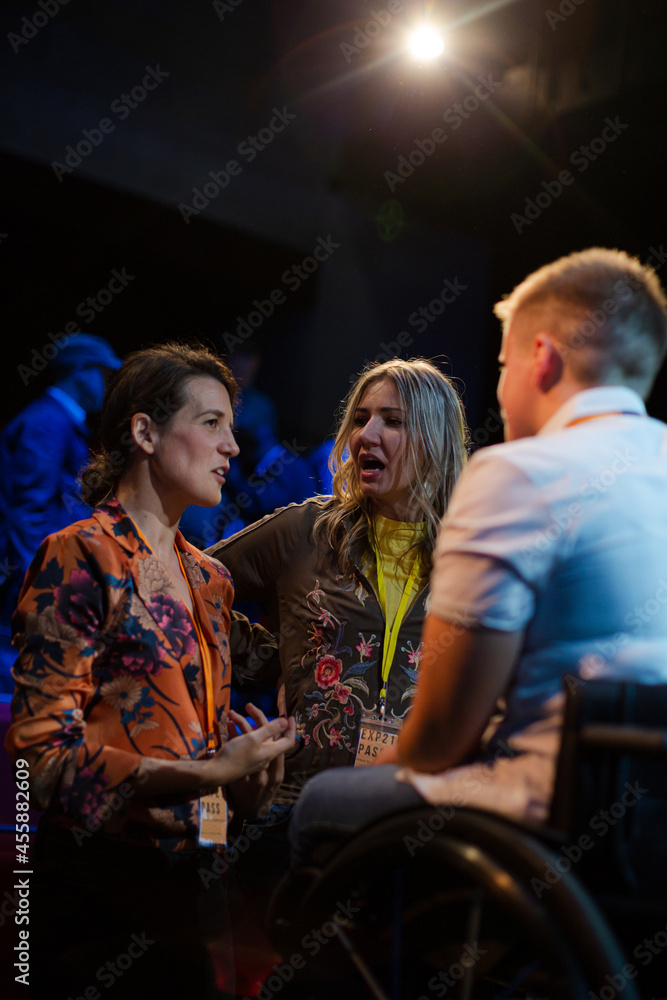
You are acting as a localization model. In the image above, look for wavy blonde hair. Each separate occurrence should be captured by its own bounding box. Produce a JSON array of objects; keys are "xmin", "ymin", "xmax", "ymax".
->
[{"xmin": 315, "ymin": 358, "xmax": 469, "ymax": 574}]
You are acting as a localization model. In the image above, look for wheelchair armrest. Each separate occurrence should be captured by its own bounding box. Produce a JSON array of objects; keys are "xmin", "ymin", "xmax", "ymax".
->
[{"xmin": 579, "ymin": 722, "xmax": 667, "ymax": 753}]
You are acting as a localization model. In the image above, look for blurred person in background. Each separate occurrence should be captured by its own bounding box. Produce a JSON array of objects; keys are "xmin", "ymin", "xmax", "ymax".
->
[{"xmin": 0, "ymin": 333, "xmax": 122, "ymax": 686}]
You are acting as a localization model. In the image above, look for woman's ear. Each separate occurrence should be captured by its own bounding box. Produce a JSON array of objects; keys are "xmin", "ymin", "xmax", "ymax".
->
[{"xmin": 130, "ymin": 413, "xmax": 157, "ymax": 454}]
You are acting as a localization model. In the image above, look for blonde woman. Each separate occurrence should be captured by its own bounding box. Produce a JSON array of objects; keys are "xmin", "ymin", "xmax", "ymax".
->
[{"xmin": 209, "ymin": 357, "xmax": 468, "ymax": 805}]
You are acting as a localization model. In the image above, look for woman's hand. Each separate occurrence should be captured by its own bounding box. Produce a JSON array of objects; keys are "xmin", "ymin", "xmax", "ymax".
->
[
  {"xmin": 130, "ymin": 705, "xmax": 295, "ymax": 800},
  {"xmin": 217, "ymin": 704, "xmax": 296, "ymax": 820}
]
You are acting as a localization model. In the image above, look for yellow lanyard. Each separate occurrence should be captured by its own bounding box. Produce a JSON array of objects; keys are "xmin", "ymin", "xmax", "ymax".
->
[
  {"xmin": 175, "ymin": 549, "xmax": 218, "ymax": 757},
  {"xmin": 374, "ymin": 547, "xmax": 421, "ymax": 717}
]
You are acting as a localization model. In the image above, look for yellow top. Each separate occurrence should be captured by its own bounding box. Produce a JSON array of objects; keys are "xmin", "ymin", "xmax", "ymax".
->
[
  {"xmin": 370, "ymin": 515, "xmax": 426, "ymax": 624},
  {"xmin": 368, "ymin": 515, "xmax": 427, "ymax": 714}
]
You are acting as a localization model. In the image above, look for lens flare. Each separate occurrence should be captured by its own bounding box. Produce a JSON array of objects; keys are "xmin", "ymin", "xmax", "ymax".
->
[{"xmin": 408, "ymin": 25, "xmax": 445, "ymax": 61}]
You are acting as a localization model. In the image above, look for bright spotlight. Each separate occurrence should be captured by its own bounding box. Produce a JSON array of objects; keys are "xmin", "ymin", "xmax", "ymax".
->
[{"xmin": 408, "ymin": 25, "xmax": 445, "ymax": 61}]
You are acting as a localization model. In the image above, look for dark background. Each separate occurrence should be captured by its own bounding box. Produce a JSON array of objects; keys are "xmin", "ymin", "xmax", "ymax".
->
[{"xmin": 2, "ymin": 0, "xmax": 666, "ymax": 447}]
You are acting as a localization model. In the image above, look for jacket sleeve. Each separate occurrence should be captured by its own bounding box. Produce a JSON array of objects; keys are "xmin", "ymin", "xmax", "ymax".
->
[
  {"xmin": 228, "ymin": 610, "xmax": 281, "ymax": 688},
  {"xmin": 209, "ymin": 504, "xmax": 317, "ymax": 689},
  {"xmin": 4, "ymin": 531, "xmax": 145, "ymax": 814}
]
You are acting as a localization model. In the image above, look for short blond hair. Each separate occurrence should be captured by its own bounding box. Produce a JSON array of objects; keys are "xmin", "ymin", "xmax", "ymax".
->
[{"xmin": 494, "ymin": 248, "xmax": 667, "ymax": 396}]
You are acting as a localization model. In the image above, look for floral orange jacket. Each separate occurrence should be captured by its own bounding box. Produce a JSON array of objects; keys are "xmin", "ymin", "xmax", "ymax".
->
[{"xmin": 5, "ymin": 498, "xmax": 266, "ymax": 851}]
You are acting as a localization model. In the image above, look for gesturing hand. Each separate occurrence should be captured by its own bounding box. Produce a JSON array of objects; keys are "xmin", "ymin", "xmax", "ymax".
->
[{"xmin": 219, "ymin": 704, "xmax": 296, "ymax": 820}]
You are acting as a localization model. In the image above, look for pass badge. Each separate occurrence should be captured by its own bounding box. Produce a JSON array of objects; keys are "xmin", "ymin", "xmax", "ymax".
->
[
  {"xmin": 198, "ymin": 786, "xmax": 228, "ymax": 847},
  {"xmin": 355, "ymin": 712, "xmax": 401, "ymax": 767}
]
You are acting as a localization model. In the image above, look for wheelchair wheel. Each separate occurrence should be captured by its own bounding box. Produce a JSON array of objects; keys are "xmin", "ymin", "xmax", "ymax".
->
[{"xmin": 267, "ymin": 808, "xmax": 639, "ymax": 1000}]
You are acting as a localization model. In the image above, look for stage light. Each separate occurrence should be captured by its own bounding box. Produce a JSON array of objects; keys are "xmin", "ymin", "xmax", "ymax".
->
[{"xmin": 408, "ymin": 25, "xmax": 445, "ymax": 61}]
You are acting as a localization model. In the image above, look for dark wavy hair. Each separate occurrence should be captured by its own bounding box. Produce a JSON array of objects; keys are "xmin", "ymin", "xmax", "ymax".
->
[{"xmin": 80, "ymin": 342, "xmax": 236, "ymax": 507}]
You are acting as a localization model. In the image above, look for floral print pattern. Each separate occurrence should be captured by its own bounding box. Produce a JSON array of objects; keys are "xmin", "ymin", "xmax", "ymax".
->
[
  {"xmin": 314, "ymin": 654, "xmax": 343, "ymax": 688},
  {"xmin": 355, "ymin": 636, "xmax": 376, "ymax": 659},
  {"xmin": 54, "ymin": 569, "xmax": 101, "ymax": 637},
  {"xmin": 100, "ymin": 675, "xmax": 142, "ymax": 711},
  {"xmin": 331, "ymin": 682, "xmax": 352, "ymax": 703},
  {"xmin": 298, "ymin": 582, "xmax": 359, "ymax": 753},
  {"xmin": 399, "ymin": 639, "xmax": 424, "ymax": 703},
  {"xmin": 6, "ymin": 498, "xmax": 236, "ymax": 851},
  {"xmin": 298, "ymin": 583, "xmax": 416, "ymax": 756},
  {"xmin": 211, "ymin": 498, "xmax": 430, "ymax": 803},
  {"xmin": 146, "ymin": 592, "xmax": 196, "ymax": 656}
]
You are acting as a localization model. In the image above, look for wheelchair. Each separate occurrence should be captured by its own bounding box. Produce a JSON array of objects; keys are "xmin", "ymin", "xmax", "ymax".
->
[{"xmin": 265, "ymin": 677, "xmax": 667, "ymax": 999}]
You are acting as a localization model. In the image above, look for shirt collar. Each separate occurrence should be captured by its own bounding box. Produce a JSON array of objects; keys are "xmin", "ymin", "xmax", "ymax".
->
[
  {"xmin": 538, "ymin": 386, "xmax": 646, "ymax": 436},
  {"xmin": 46, "ymin": 385, "xmax": 87, "ymax": 425},
  {"xmin": 94, "ymin": 497, "xmax": 193, "ymax": 561}
]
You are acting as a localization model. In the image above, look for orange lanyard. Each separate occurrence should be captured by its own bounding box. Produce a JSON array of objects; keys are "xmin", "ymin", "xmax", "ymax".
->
[
  {"xmin": 175, "ymin": 549, "xmax": 218, "ymax": 757},
  {"xmin": 567, "ymin": 410, "xmax": 638, "ymax": 427}
]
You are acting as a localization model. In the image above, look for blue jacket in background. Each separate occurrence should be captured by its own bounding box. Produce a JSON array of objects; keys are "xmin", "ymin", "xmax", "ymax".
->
[{"xmin": 0, "ymin": 388, "xmax": 91, "ymax": 632}]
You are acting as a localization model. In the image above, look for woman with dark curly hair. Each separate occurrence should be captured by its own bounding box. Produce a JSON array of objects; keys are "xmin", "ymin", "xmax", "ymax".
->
[{"xmin": 5, "ymin": 342, "xmax": 295, "ymax": 1000}]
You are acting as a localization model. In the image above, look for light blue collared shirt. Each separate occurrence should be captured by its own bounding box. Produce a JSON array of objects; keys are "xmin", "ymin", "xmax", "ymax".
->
[{"xmin": 412, "ymin": 387, "xmax": 667, "ymax": 822}]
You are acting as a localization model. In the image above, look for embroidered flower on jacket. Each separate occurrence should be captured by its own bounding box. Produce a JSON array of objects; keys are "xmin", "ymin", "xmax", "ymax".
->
[
  {"xmin": 314, "ymin": 654, "xmax": 343, "ymax": 689},
  {"xmin": 308, "ymin": 625, "xmax": 324, "ymax": 646},
  {"xmin": 354, "ymin": 580, "xmax": 368, "ymax": 605},
  {"xmin": 401, "ymin": 639, "xmax": 424, "ymax": 674},
  {"xmin": 100, "ymin": 675, "xmax": 142, "ymax": 711},
  {"xmin": 407, "ymin": 647, "xmax": 422, "ymax": 667},
  {"xmin": 329, "ymin": 725, "xmax": 342, "ymax": 746},
  {"xmin": 30, "ymin": 606, "xmax": 82, "ymax": 650},
  {"xmin": 307, "ymin": 703, "xmax": 320, "ymax": 719},
  {"xmin": 317, "ymin": 608, "xmax": 336, "ymax": 629},
  {"xmin": 296, "ymin": 722, "xmax": 311, "ymax": 745},
  {"xmin": 331, "ymin": 682, "xmax": 352, "ymax": 704},
  {"xmin": 343, "ymin": 705, "xmax": 354, "ymax": 715},
  {"xmin": 51, "ymin": 708, "xmax": 85, "ymax": 748},
  {"xmin": 147, "ymin": 805, "xmax": 187, "ymax": 833},
  {"xmin": 355, "ymin": 634, "xmax": 377, "ymax": 660}
]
